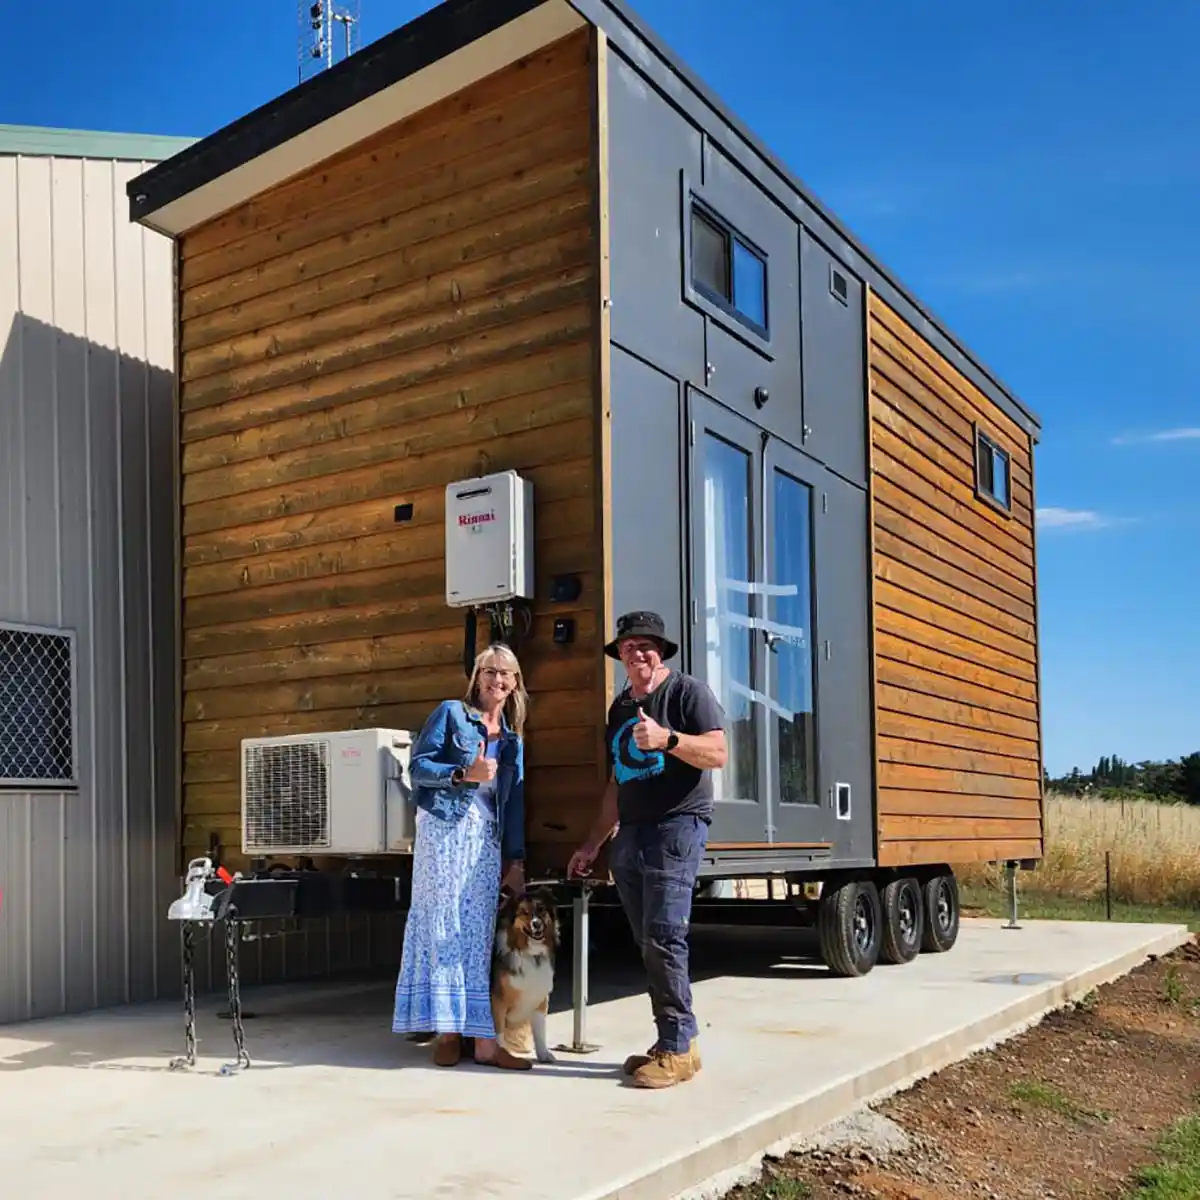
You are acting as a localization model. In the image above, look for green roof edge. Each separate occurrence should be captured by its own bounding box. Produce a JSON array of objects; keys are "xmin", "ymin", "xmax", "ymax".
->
[{"xmin": 0, "ymin": 124, "xmax": 199, "ymax": 162}]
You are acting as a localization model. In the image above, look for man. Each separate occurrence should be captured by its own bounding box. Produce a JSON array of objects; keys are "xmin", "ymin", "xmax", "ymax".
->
[{"xmin": 567, "ymin": 610, "xmax": 727, "ymax": 1090}]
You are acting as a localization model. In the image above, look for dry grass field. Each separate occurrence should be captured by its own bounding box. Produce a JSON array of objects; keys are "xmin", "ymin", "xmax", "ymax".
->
[{"xmin": 957, "ymin": 790, "xmax": 1200, "ymax": 910}]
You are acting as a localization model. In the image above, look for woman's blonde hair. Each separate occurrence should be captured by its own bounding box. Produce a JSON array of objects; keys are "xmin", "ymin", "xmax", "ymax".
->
[{"xmin": 464, "ymin": 642, "xmax": 528, "ymax": 735}]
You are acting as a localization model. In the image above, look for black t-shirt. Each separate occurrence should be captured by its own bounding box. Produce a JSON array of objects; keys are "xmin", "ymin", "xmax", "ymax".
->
[{"xmin": 605, "ymin": 670, "xmax": 726, "ymax": 825}]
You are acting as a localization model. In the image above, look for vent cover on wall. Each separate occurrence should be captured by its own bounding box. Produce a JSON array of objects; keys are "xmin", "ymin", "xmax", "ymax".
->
[{"xmin": 829, "ymin": 264, "xmax": 849, "ymax": 305}]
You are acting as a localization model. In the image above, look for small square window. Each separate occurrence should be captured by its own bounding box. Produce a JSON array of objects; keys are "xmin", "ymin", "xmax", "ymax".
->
[
  {"xmin": 975, "ymin": 429, "xmax": 1011, "ymax": 512},
  {"xmin": 0, "ymin": 623, "xmax": 77, "ymax": 788},
  {"xmin": 688, "ymin": 199, "xmax": 769, "ymax": 337}
]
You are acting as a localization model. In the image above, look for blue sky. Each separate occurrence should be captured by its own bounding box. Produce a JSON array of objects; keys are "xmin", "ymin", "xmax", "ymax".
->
[{"xmin": 5, "ymin": 0, "xmax": 1197, "ymax": 776}]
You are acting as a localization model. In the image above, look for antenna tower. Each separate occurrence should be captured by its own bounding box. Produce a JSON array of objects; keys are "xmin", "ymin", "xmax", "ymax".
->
[{"xmin": 298, "ymin": 0, "xmax": 361, "ymax": 83}]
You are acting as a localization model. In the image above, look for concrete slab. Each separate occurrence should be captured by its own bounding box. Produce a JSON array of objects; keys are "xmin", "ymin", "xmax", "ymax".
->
[{"xmin": 0, "ymin": 917, "xmax": 1188, "ymax": 1200}]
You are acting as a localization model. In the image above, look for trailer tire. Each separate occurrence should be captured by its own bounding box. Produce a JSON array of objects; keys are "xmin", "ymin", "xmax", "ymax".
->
[
  {"xmin": 879, "ymin": 875, "xmax": 924, "ymax": 965},
  {"xmin": 817, "ymin": 878, "xmax": 882, "ymax": 977},
  {"xmin": 920, "ymin": 871, "xmax": 960, "ymax": 954}
]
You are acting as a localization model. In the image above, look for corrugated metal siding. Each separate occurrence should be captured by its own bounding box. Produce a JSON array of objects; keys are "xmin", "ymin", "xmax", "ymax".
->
[{"xmin": 0, "ymin": 151, "xmax": 179, "ymax": 1023}]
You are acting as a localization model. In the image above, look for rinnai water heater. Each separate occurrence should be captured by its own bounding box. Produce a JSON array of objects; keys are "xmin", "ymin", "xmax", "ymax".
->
[{"xmin": 445, "ymin": 470, "xmax": 534, "ymax": 608}]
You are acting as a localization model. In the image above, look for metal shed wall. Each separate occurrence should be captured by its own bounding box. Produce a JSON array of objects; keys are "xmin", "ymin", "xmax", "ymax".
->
[{"xmin": 0, "ymin": 130, "xmax": 191, "ymax": 1024}]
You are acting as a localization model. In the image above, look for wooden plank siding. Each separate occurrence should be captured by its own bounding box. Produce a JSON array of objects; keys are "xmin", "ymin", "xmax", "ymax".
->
[
  {"xmin": 174, "ymin": 27, "xmax": 606, "ymax": 875},
  {"xmin": 866, "ymin": 290, "xmax": 1044, "ymax": 868}
]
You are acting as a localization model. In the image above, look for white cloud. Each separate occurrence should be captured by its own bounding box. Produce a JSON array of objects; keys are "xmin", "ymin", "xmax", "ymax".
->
[
  {"xmin": 1036, "ymin": 507, "xmax": 1118, "ymax": 532},
  {"xmin": 1111, "ymin": 427, "xmax": 1200, "ymax": 446}
]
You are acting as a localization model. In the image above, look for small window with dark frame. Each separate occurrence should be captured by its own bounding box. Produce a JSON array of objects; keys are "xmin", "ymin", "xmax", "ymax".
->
[
  {"xmin": 690, "ymin": 202, "xmax": 769, "ymax": 335},
  {"xmin": 0, "ymin": 624, "xmax": 77, "ymax": 788},
  {"xmin": 975, "ymin": 429, "xmax": 1011, "ymax": 511}
]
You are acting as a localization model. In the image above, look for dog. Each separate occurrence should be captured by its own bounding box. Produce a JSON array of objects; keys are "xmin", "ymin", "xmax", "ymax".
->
[{"xmin": 490, "ymin": 887, "xmax": 559, "ymax": 1064}]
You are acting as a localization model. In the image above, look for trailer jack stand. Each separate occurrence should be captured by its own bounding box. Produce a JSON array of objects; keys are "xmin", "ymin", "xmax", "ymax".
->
[
  {"xmin": 1002, "ymin": 861, "xmax": 1022, "ymax": 931},
  {"xmin": 167, "ymin": 858, "xmax": 252, "ymax": 1076},
  {"xmin": 555, "ymin": 883, "xmax": 600, "ymax": 1055}
]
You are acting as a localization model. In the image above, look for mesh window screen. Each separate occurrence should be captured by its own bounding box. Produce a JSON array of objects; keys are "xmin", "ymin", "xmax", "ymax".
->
[{"xmin": 0, "ymin": 624, "xmax": 76, "ymax": 787}]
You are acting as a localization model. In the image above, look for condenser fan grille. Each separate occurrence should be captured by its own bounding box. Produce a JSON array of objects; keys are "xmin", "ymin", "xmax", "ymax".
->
[{"xmin": 243, "ymin": 739, "xmax": 332, "ymax": 849}]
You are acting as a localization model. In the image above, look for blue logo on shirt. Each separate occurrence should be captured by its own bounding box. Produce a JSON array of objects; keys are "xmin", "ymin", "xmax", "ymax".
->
[{"xmin": 611, "ymin": 717, "xmax": 665, "ymax": 784}]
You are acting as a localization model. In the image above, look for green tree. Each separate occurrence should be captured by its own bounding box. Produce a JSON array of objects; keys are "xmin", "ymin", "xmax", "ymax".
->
[{"xmin": 1179, "ymin": 753, "xmax": 1200, "ymax": 805}]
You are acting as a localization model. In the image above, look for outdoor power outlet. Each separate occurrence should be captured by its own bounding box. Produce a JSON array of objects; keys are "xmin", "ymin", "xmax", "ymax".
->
[{"xmin": 553, "ymin": 617, "xmax": 575, "ymax": 645}]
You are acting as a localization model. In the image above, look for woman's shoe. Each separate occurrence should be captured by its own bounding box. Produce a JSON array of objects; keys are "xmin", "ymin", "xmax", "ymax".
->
[{"xmin": 433, "ymin": 1035, "xmax": 462, "ymax": 1067}]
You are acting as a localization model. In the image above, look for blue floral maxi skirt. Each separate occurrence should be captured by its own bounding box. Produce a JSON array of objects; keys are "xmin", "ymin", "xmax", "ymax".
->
[{"xmin": 392, "ymin": 805, "xmax": 501, "ymax": 1039}]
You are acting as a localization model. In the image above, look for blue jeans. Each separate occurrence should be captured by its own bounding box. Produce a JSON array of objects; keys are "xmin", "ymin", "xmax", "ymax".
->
[{"xmin": 609, "ymin": 814, "xmax": 708, "ymax": 1054}]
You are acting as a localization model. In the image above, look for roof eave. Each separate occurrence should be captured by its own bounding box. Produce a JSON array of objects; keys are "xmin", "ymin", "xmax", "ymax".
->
[{"xmin": 126, "ymin": 0, "xmax": 581, "ymax": 237}]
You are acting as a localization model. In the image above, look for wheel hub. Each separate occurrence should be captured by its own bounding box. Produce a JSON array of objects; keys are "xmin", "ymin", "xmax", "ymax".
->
[
  {"xmin": 853, "ymin": 893, "xmax": 874, "ymax": 951},
  {"xmin": 898, "ymin": 888, "xmax": 916, "ymax": 942},
  {"xmin": 935, "ymin": 882, "xmax": 952, "ymax": 931}
]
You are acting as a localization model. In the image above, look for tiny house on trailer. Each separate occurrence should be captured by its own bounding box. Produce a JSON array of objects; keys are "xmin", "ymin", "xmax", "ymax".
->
[{"xmin": 128, "ymin": 0, "xmax": 1044, "ymax": 981}]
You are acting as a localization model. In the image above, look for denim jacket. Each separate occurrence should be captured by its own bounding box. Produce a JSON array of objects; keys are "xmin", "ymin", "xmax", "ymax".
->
[{"xmin": 408, "ymin": 699, "xmax": 525, "ymax": 863}]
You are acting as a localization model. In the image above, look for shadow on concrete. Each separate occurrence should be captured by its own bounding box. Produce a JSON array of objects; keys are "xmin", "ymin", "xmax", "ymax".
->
[{"xmin": 0, "ymin": 921, "xmax": 830, "ymax": 1076}]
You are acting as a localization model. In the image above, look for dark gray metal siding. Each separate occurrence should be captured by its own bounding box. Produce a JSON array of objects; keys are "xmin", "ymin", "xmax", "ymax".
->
[
  {"xmin": 811, "ymin": 469, "xmax": 875, "ymax": 864},
  {"xmin": 609, "ymin": 347, "xmax": 685, "ymax": 687},
  {"xmin": 799, "ymin": 228, "xmax": 868, "ymax": 488},
  {"xmin": 605, "ymin": 42, "xmax": 877, "ymax": 865},
  {"xmin": 607, "ymin": 52, "xmax": 705, "ymax": 388}
]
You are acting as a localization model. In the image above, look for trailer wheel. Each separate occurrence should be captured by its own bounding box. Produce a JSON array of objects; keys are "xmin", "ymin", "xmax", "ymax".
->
[
  {"xmin": 920, "ymin": 871, "xmax": 960, "ymax": 953},
  {"xmin": 817, "ymin": 878, "xmax": 882, "ymax": 977},
  {"xmin": 879, "ymin": 875, "xmax": 924, "ymax": 965}
]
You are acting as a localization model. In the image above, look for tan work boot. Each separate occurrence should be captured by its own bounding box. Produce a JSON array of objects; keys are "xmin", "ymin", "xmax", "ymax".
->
[
  {"xmin": 631, "ymin": 1046, "xmax": 698, "ymax": 1089},
  {"xmin": 623, "ymin": 1037, "xmax": 701, "ymax": 1076}
]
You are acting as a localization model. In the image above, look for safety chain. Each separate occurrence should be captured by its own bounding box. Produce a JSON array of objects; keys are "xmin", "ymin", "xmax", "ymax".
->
[
  {"xmin": 166, "ymin": 912, "xmax": 253, "ymax": 1076},
  {"xmin": 220, "ymin": 912, "xmax": 251, "ymax": 1077},
  {"xmin": 169, "ymin": 921, "xmax": 198, "ymax": 1071}
]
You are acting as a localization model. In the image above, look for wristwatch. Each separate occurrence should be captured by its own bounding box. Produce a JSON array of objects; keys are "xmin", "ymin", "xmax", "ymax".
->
[{"xmin": 665, "ymin": 730, "xmax": 679, "ymax": 752}]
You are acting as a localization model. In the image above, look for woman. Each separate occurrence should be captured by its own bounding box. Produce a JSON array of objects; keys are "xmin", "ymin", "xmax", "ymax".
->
[{"xmin": 391, "ymin": 643, "xmax": 531, "ymax": 1069}]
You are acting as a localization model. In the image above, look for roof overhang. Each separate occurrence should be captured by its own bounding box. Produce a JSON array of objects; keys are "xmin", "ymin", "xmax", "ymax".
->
[{"xmin": 127, "ymin": 0, "xmax": 587, "ymax": 238}]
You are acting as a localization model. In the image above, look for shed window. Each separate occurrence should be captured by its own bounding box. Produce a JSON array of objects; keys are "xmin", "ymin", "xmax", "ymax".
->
[
  {"xmin": 0, "ymin": 623, "xmax": 76, "ymax": 788},
  {"xmin": 975, "ymin": 430, "xmax": 1011, "ymax": 512},
  {"xmin": 690, "ymin": 203, "xmax": 768, "ymax": 335}
]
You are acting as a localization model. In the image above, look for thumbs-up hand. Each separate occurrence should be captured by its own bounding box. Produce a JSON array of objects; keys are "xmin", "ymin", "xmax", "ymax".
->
[
  {"xmin": 464, "ymin": 745, "xmax": 497, "ymax": 783},
  {"xmin": 632, "ymin": 705, "xmax": 667, "ymax": 751}
]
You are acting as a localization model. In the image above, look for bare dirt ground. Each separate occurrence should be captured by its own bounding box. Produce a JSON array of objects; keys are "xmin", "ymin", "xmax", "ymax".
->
[{"xmin": 729, "ymin": 934, "xmax": 1200, "ymax": 1200}]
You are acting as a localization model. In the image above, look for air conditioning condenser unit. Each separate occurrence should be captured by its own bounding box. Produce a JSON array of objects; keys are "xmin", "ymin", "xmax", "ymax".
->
[{"xmin": 240, "ymin": 728, "xmax": 414, "ymax": 857}]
